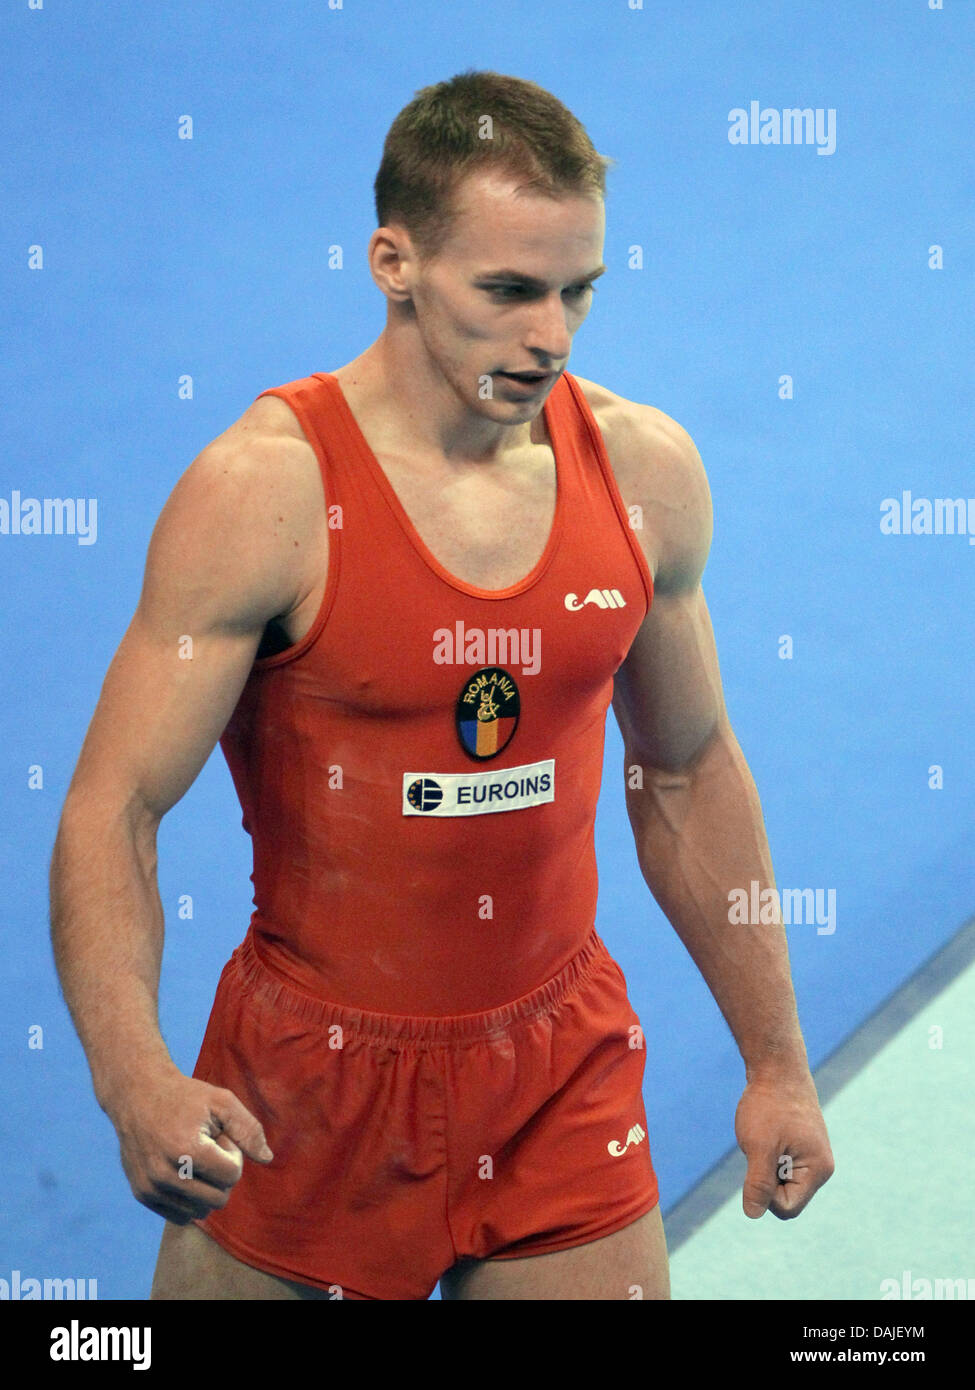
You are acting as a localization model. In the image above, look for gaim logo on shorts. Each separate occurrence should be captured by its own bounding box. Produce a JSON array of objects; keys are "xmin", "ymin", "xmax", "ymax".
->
[
  {"xmin": 608, "ymin": 1123, "xmax": 646, "ymax": 1157},
  {"xmin": 564, "ymin": 587, "xmax": 626, "ymax": 611},
  {"xmin": 403, "ymin": 759, "xmax": 554, "ymax": 817}
]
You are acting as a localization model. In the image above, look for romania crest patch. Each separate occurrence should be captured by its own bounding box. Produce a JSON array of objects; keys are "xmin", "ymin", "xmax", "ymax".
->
[{"xmin": 455, "ymin": 666, "xmax": 520, "ymax": 761}]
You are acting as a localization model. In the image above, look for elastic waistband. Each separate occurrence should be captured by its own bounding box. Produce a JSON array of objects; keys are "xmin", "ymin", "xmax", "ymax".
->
[{"xmin": 231, "ymin": 927, "xmax": 612, "ymax": 1046}]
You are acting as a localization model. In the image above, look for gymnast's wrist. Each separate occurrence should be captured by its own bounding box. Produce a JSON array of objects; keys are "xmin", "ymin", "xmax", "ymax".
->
[{"xmin": 93, "ymin": 1043, "xmax": 179, "ymax": 1121}]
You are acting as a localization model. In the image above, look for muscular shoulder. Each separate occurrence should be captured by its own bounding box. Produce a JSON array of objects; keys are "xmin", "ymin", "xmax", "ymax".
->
[
  {"xmin": 145, "ymin": 392, "xmax": 323, "ymax": 634},
  {"xmin": 571, "ymin": 374, "xmax": 712, "ymax": 593}
]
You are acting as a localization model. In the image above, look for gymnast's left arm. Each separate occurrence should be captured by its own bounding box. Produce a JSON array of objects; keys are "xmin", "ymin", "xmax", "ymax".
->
[{"xmin": 610, "ymin": 411, "xmax": 835, "ymax": 1220}]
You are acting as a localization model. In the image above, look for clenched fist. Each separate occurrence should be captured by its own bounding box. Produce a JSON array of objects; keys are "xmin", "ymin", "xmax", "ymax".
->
[{"xmin": 108, "ymin": 1066, "xmax": 274, "ymax": 1224}]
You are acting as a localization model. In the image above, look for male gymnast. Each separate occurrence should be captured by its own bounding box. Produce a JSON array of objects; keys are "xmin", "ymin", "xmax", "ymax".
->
[{"xmin": 50, "ymin": 70, "xmax": 834, "ymax": 1301}]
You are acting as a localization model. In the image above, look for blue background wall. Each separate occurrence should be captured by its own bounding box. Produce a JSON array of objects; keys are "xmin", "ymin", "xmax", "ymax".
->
[{"xmin": 2, "ymin": 0, "xmax": 971, "ymax": 1298}]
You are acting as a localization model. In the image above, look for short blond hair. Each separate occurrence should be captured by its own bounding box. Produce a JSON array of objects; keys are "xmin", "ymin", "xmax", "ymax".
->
[{"xmin": 374, "ymin": 69, "xmax": 612, "ymax": 259}]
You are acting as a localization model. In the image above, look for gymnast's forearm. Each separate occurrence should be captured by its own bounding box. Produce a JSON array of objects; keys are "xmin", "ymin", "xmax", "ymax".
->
[
  {"xmin": 625, "ymin": 723, "xmax": 809, "ymax": 1081},
  {"xmin": 49, "ymin": 798, "xmax": 177, "ymax": 1118}
]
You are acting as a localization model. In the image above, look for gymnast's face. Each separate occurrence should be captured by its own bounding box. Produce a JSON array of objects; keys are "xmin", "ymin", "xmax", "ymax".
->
[{"xmin": 395, "ymin": 169, "xmax": 605, "ymax": 423}]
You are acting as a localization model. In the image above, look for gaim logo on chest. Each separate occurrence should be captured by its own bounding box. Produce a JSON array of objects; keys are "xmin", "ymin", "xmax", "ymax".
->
[{"xmin": 564, "ymin": 587, "xmax": 626, "ymax": 611}]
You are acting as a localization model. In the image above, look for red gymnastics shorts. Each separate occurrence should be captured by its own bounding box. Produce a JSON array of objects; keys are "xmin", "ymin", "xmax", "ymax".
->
[{"xmin": 191, "ymin": 925, "xmax": 660, "ymax": 1300}]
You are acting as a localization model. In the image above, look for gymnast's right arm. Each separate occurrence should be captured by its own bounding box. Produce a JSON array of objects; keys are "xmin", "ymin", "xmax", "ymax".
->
[{"xmin": 49, "ymin": 419, "xmax": 316, "ymax": 1224}]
